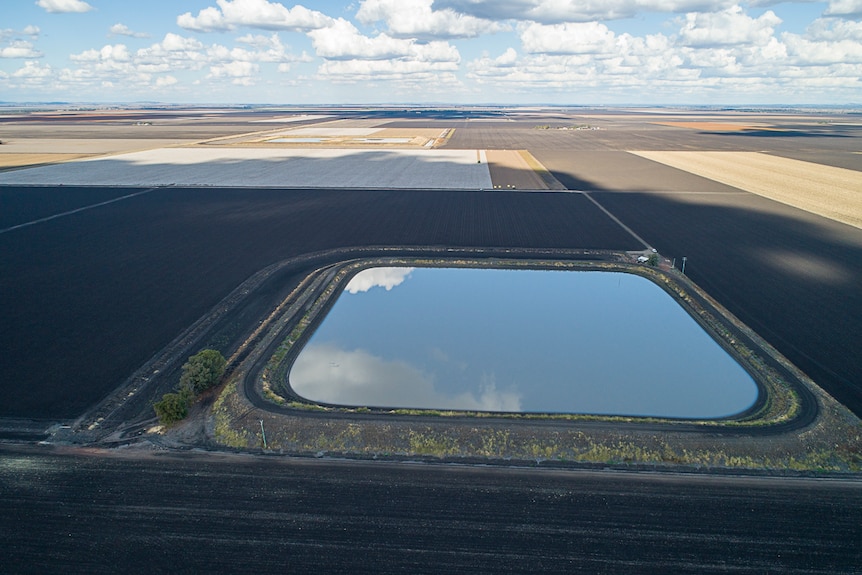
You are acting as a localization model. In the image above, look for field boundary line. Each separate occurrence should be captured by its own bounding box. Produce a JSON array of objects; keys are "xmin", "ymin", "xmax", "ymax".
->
[
  {"xmin": 630, "ymin": 150, "xmax": 862, "ymax": 229},
  {"xmin": 0, "ymin": 187, "xmax": 162, "ymax": 235},
  {"xmin": 583, "ymin": 192, "xmax": 652, "ymax": 250}
]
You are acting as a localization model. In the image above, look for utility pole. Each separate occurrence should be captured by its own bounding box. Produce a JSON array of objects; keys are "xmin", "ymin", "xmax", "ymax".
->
[
  {"xmin": 681, "ymin": 256, "xmax": 687, "ymax": 275},
  {"xmin": 259, "ymin": 420, "xmax": 267, "ymax": 449}
]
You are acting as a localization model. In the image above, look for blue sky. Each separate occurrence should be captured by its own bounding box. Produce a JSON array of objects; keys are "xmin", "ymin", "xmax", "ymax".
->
[{"xmin": 2, "ymin": 0, "xmax": 861, "ymax": 104}]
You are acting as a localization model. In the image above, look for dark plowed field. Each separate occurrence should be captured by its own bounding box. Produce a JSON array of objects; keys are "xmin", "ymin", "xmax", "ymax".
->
[
  {"xmin": 0, "ymin": 186, "xmax": 142, "ymax": 230},
  {"xmin": 0, "ymin": 186, "xmax": 637, "ymax": 419},
  {"xmin": 1, "ymin": 446, "xmax": 860, "ymax": 574},
  {"xmin": 594, "ymin": 190, "xmax": 862, "ymax": 417}
]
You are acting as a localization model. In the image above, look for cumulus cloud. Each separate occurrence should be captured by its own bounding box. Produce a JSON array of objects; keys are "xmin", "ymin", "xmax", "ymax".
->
[
  {"xmin": 109, "ymin": 23, "xmax": 150, "ymax": 38},
  {"xmin": 824, "ymin": 0, "xmax": 862, "ymax": 18},
  {"xmin": 316, "ymin": 58, "xmax": 461, "ymax": 85},
  {"xmin": 677, "ymin": 5, "xmax": 781, "ymax": 47},
  {"xmin": 520, "ymin": 22, "xmax": 618, "ymax": 55},
  {"xmin": 462, "ymin": 0, "xmax": 862, "ymax": 103},
  {"xmin": 208, "ymin": 60, "xmax": 260, "ymax": 85},
  {"xmin": 0, "ymin": 40, "xmax": 43, "ymax": 59},
  {"xmin": 35, "ymin": 0, "xmax": 93, "ymax": 13},
  {"xmin": 356, "ymin": 0, "xmax": 506, "ymax": 39},
  {"xmin": 309, "ymin": 18, "xmax": 459, "ymax": 61},
  {"xmin": 12, "ymin": 60, "xmax": 52, "ymax": 78},
  {"xmin": 290, "ymin": 343, "xmax": 522, "ymax": 411},
  {"xmin": 33, "ymin": 29, "xmax": 311, "ymax": 96},
  {"xmin": 177, "ymin": 0, "xmax": 333, "ymax": 32},
  {"xmin": 154, "ymin": 75, "xmax": 177, "ymax": 87},
  {"xmin": 70, "ymin": 43, "xmax": 131, "ymax": 63},
  {"xmin": 435, "ymin": 0, "xmax": 736, "ymax": 23},
  {"xmin": 806, "ymin": 17, "xmax": 862, "ymax": 42},
  {"xmin": 346, "ymin": 267, "xmax": 415, "ymax": 294},
  {"xmin": 782, "ymin": 32, "xmax": 862, "ymax": 64}
]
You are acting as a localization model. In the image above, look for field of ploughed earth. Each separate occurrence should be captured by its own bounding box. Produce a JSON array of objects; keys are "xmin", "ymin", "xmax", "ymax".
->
[
  {"xmin": 1, "ymin": 445, "xmax": 861, "ymax": 574},
  {"xmin": 0, "ymin": 185, "xmax": 637, "ymax": 419}
]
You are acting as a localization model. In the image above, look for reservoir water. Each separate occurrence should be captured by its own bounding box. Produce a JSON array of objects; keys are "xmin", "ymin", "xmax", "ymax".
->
[{"xmin": 289, "ymin": 267, "xmax": 759, "ymax": 418}]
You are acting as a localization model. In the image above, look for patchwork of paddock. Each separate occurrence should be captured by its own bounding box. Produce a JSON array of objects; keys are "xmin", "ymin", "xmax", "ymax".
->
[
  {"xmin": 250, "ymin": 128, "xmax": 451, "ymax": 148},
  {"xmin": 632, "ymin": 151, "xmax": 862, "ymax": 229}
]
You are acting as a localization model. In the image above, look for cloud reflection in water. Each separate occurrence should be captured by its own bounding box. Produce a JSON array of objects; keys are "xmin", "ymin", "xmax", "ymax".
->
[
  {"xmin": 291, "ymin": 343, "xmax": 522, "ymax": 411},
  {"xmin": 345, "ymin": 267, "xmax": 415, "ymax": 294}
]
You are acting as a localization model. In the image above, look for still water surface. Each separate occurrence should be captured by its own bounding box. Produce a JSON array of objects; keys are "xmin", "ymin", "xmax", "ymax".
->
[{"xmin": 289, "ymin": 267, "xmax": 758, "ymax": 418}]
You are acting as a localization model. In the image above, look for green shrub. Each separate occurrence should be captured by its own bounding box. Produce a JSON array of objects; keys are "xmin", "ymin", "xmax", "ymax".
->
[
  {"xmin": 179, "ymin": 349, "xmax": 227, "ymax": 395},
  {"xmin": 153, "ymin": 392, "xmax": 189, "ymax": 425}
]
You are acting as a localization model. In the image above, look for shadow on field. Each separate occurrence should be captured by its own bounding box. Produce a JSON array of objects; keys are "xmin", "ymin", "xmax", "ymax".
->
[
  {"xmin": 594, "ymin": 190, "xmax": 862, "ymax": 418},
  {"xmin": 0, "ymin": 186, "xmax": 638, "ymax": 419},
  {"xmin": 700, "ymin": 128, "xmax": 856, "ymax": 138},
  {"xmin": 0, "ymin": 149, "xmax": 494, "ymax": 189}
]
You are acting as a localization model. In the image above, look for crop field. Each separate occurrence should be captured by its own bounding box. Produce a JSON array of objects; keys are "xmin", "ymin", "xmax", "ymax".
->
[
  {"xmin": 631, "ymin": 151, "xmax": 862, "ymax": 229},
  {"xmin": 2, "ymin": 445, "xmax": 861, "ymax": 573}
]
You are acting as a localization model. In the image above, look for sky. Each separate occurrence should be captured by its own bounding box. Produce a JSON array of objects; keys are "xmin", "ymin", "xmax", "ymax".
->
[{"xmin": 2, "ymin": 0, "xmax": 861, "ymax": 105}]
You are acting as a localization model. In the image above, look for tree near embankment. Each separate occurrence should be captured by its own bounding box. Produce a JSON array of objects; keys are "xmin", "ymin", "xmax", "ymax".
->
[
  {"xmin": 153, "ymin": 349, "xmax": 226, "ymax": 425},
  {"xmin": 153, "ymin": 390, "xmax": 190, "ymax": 425},
  {"xmin": 179, "ymin": 349, "xmax": 227, "ymax": 395}
]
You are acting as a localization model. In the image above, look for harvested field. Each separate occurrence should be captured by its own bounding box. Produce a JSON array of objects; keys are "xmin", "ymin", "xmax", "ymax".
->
[
  {"xmin": 249, "ymin": 114, "xmax": 335, "ymax": 123},
  {"xmin": 0, "ymin": 153, "xmax": 91, "ymax": 169},
  {"xmin": 230, "ymin": 128, "xmax": 451, "ymax": 148},
  {"xmin": 486, "ymin": 150, "xmax": 565, "ymax": 190},
  {"xmin": 0, "ymin": 148, "xmax": 493, "ymax": 189},
  {"xmin": 0, "ymin": 185, "xmax": 637, "ymax": 419},
  {"xmin": 0, "ymin": 138, "xmax": 197, "ymax": 154},
  {"xmin": 533, "ymin": 150, "xmax": 746, "ymax": 192},
  {"xmin": 631, "ymin": 151, "xmax": 862, "ymax": 229},
  {"xmin": 654, "ymin": 122, "xmax": 766, "ymax": 131},
  {"xmin": 278, "ymin": 127, "xmax": 383, "ymax": 137}
]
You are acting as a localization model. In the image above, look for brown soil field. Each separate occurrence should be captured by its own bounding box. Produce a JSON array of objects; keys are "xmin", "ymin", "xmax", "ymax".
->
[
  {"xmin": 0, "ymin": 138, "xmax": 197, "ymax": 154},
  {"xmin": 3, "ymin": 444, "xmax": 861, "ymax": 574},
  {"xmin": 654, "ymin": 122, "xmax": 767, "ymax": 131},
  {"xmin": 532, "ymin": 150, "xmax": 747, "ymax": 192},
  {"xmin": 486, "ymin": 150, "xmax": 548, "ymax": 189},
  {"xmin": 206, "ymin": 126, "xmax": 451, "ymax": 148},
  {"xmin": 0, "ymin": 153, "xmax": 91, "ymax": 169},
  {"xmin": 375, "ymin": 128, "xmax": 450, "ymax": 139},
  {"xmin": 632, "ymin": 151, "xmax": 862, "ymax": 229}
]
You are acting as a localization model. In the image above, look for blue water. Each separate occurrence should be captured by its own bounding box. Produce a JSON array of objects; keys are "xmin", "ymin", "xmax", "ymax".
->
[{"xmin": 289, "ymin": 267, "xmax": 759, "ymax": 418}]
